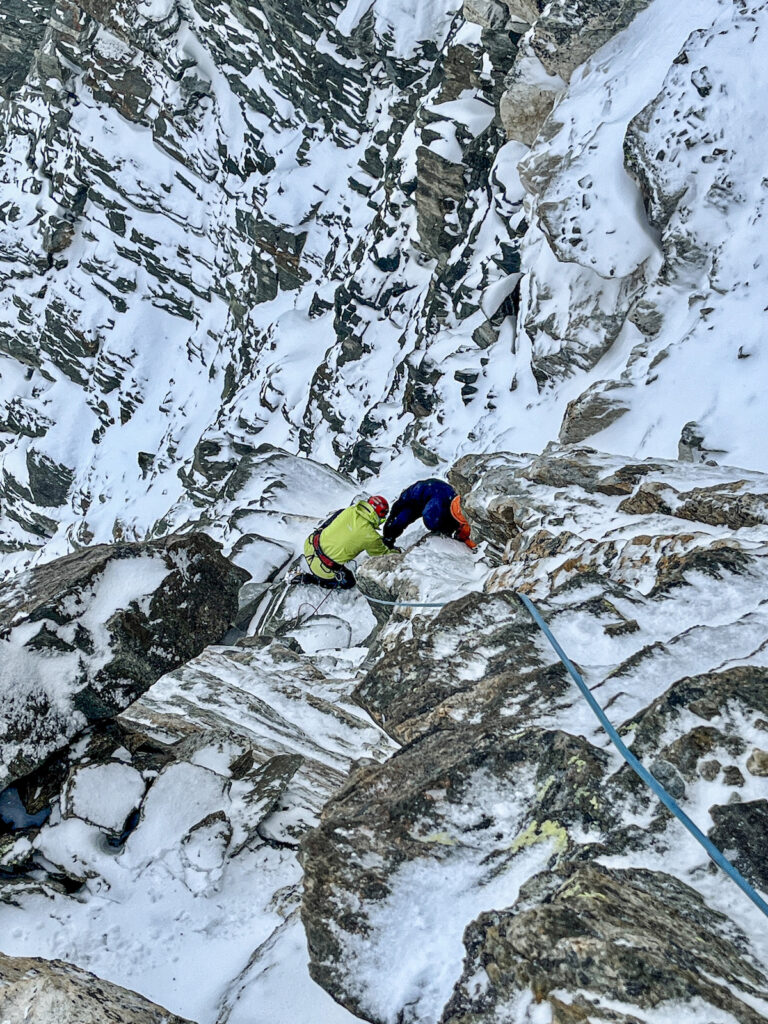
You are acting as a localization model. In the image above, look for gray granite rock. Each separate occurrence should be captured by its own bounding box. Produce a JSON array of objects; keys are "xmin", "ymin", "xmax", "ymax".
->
[{"xmin": 0, "ymin": 953, "xmax": 193, "ymax": 1024}]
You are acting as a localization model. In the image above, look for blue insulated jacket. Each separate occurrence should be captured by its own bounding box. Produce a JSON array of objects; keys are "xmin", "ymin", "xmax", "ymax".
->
[{"xmin": 383, "ymin": 479, "xmax": 457, "ymax": 545}]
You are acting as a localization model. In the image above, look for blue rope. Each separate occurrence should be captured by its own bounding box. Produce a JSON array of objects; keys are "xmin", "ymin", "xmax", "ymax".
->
[
  {"xmin": 516, "ymin": 591, "xmax": 768, "ymax": 920},
  {"xmin": 358, "ymin": 581, "xmax": 768, "ymax": 915}
]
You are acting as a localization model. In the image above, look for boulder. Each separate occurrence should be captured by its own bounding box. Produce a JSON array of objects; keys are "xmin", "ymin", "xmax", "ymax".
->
[
  {"xmin": 500, "ymin": 53, "xmax": 563, "ymax": 145},
  {"xmin": 0, "ymin": 953, "xmax": 193, "ymax": 1024},
  {"xmin": 441, "ymin": 863, "xmax": 768, "ymax": 1023},
  {"xmin": 559, "ymin": 381, "xmax": 632, "ymax": 445},
  {"xmin": 530, "ymin": 0, "xmax": 653, "ymax": 82},
  {"xmin": 463, "ymin": 0, "xmax": 509, "ymax": 30},
  {"xmin": 0, "ymin": 533, "xmax": 248, "ymax": 789}
]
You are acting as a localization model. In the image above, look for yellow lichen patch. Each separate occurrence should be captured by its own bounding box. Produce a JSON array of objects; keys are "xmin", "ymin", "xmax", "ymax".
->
[
  {"xmin": 510, "ymin": 819, "xmax": 568, "ymax": 855},
  {"xmin": 536, "ymin": 774, "xmax": 556, "ymax": 801},
  {"xmin": 420, "ymin": 831, "xmax": 458, "ymax": 846},
  {"xmin": 558, "ymin": 878, "xmax": 609, "ymax": 902}
]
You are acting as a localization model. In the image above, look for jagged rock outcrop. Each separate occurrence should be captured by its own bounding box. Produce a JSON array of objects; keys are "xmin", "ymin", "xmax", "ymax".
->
[
  {"xmin": 301, "ymin": 714, "xmax": 616, "ymax": 1021},
  {"xmin": 298, "ymin": 445, "xmax": 768, "ymax": 1024},
  {"xmin": 353, "ymin": 591, "xmax": 550, "ymax": 743},
  {"xmin": 499, "ymin": 0, "xmax": 656, "ymax": 146},
  {"xmin": 0, "ymin": 532, "xmax": 248, "ymax": 789},
  {"xmin": 0, "ymin": 952, "xmax": 193, "ymax": 1024},
  {"xmin": 441, "ymin": 863, "xmax": 768, "ymax": 1024}
]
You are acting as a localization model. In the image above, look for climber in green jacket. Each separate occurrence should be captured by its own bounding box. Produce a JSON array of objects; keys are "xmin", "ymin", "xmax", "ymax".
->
[{"xmin": 292, "ymin": 495, "xmax": 391, "ymax": 589}]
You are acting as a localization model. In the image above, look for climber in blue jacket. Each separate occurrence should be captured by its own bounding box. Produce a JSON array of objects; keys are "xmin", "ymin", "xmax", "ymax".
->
[{"xmin": 382, "ymin": 478, "xmax": 477, "ymax": 550}]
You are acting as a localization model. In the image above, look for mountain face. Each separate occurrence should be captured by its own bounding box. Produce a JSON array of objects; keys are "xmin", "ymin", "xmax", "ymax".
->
[
  {"xmin": 2, "ymin": 0, "xmax": 766, "ymax": 569},
  {"xmin": 1, "ymin": 1, "xmax": 768, "ymax": 1023},
  {"xmin": 3, "ymin": 446, "xmax": 768, "ymax": 1024}
]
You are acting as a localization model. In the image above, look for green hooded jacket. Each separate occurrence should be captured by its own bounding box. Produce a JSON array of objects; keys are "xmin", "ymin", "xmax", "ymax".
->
[{"xmin": 304, "ymin": 501, "xmax": 389, "ymax": 568}]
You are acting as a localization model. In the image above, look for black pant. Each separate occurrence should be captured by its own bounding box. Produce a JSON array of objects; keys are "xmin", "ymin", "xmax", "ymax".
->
[{"xmin": 297, "ymin": 566, "xmax": 355, "ymax": 590}]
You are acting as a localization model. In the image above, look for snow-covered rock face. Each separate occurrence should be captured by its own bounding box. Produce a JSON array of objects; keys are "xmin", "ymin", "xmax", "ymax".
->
[
  {"xmin": 0, "ymin": 532, "xmax": 247, "ymax": 789},
  {"xmin": 0, "ymin": 0, "xmax": 514, "ymax": 563},
  {"xmin": 3, "ymin": 0, "xmax": 768, "ymax": 1020},
  {"xmin": 299, "ymin": 446, "xmax": 768, "ymax": 1024},
  {"xmin": 1, "ymin": 630, "xmax": 395, "ymax": 1022},
  {"xmin": 515, "ymin": 0, "xmax": 768, "ymax": 466},
  {"xmin": 7, "ymin": 0, "xmax": 768, "ymax": 573}
]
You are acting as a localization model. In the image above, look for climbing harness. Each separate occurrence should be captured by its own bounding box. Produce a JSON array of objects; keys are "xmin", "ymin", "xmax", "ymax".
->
[
  {"xmin": 307, "ymin": 508, "xmax": 345, "ymax": 571},
  {"xmin": 311, "ymin": 530, "xmax": 340, "ymax": 571},
  {"xmin": 516, "ymin": 591, "xmax": 768, "ymax": 921}
]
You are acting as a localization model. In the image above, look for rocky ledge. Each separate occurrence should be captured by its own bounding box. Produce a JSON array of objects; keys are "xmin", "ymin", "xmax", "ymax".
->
[
  {"xmin": 0, "ymin": 952, "xmax": 192, "ymax": 1024},
  {"xmin": 1, "ymin": 445, "xmax": 767, "ymax": 1024},
  {"xmin": 300, "ymin": 444, "xmax": 768, "ymax": 1024}
]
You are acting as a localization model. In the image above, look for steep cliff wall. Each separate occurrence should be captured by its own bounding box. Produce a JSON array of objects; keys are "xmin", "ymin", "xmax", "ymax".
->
[
  {"xmin": 2, "ymin": 0, "xmax": 766, "ymax": 577},
  {"xmin": 2, "ymin": 2, "xmax": 768, "ymax": 1022}
]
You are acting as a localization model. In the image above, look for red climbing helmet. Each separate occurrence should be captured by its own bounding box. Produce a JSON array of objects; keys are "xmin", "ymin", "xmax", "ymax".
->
[{"xmin": 367, "ymin": 495, "xmax": 389, "ymax": 520}]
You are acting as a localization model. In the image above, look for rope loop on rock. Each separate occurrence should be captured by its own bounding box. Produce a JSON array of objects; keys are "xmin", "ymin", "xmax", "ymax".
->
[
  {"xmin": 515, "ymin": 591, "xmax": 768, "ymax": 921},
  {"xmin": 359, "ymin": 592, "xmax": 449, "ymax": 609}
]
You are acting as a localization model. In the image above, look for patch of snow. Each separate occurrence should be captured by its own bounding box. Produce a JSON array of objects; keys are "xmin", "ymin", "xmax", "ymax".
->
[{"xmin": 66, "ymin": 763, "xmax": 146, "ymax": 834}]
